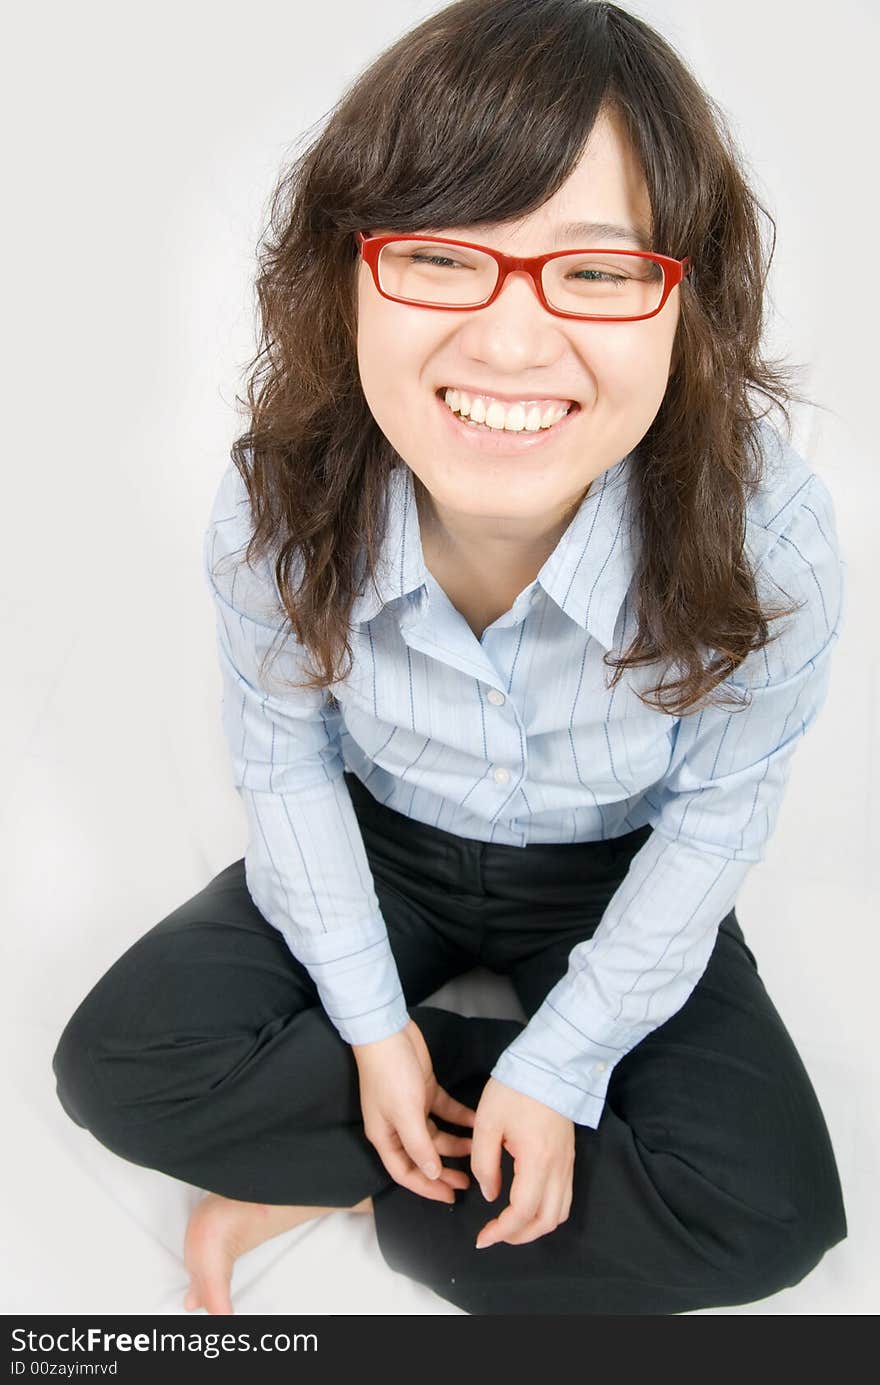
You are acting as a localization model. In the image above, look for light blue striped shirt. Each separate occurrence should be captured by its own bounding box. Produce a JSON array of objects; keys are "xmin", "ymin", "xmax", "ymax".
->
[{"xmin": 203, "ymin": 421, "xmax": 846, "ymax": 1127}]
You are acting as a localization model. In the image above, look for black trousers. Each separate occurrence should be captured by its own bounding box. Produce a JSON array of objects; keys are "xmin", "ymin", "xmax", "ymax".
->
[{"xmin": 52, "ymin": 769, "xmax": 847, "ymax": 1315}]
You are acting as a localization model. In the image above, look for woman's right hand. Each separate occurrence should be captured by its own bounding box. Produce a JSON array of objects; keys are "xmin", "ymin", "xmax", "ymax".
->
[{"xmin": 352, "ymin": 1018, "xmax": 476, "ymax": 1204}]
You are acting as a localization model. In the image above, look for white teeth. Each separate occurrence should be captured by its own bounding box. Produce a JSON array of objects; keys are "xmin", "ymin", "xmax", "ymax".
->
[{"xmin": 442, "ymin": 388, "xmax": 572, "ymax": 432}]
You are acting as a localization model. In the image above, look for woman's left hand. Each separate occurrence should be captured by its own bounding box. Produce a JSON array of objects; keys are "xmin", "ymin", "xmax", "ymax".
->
[{"xmin": 469, "ymin": 1077, "xmax": 575, "ymax": 1249}]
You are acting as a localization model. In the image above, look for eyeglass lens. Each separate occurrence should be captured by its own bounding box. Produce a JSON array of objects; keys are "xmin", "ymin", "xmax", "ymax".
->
[{"xmin": 377, "ymin": 239, "xmax": 665, "ymax": 317}]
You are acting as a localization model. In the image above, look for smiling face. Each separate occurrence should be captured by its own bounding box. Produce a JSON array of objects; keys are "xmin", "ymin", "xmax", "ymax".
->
[{"xmin": 355, "ymin": 105, "xmax": 681, "ymax": 560}]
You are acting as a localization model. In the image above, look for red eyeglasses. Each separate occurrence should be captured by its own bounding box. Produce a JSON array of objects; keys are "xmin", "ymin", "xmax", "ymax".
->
[{"xmin": 356, "ymin": 229, "xmax": 692, "ymax": 323}]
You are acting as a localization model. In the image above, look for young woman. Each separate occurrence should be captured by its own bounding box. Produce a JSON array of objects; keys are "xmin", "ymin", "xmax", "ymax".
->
[{"xmin": 52, "ymin": 0, "xmax": 848, "ymax": 1316}]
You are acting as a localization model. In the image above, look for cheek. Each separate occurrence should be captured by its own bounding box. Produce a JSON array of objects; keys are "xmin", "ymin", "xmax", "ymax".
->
[
  {"xmin": 357, "ymin": 298, "xmax": 438, "ymax": 403},
  {"xmin": 356, "ymin": 302, "xmax": 398, "ymax": 408},
  {"xmin": 586, "ymin": 325, "xmax": 676, "ymax": 452},
  {"xmin": 355, "ymin": 311, "xmax": 430, "ymax": 451},
  {"xmin": 595, "ymin": 320, "xmax": 675, "ymax": 398}
]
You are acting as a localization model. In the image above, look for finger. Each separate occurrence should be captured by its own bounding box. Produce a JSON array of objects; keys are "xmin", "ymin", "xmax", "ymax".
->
[
  {"xmin": 431, "ymin": 1129, "xmax": 473, "ymax": 1157},
  {"xmin": 475, "ymin": 1206, "xmax": 528, "ymax": 1247},
  {"xmin": 469, "ymin": 1118, "xmax": 504, "ymax": 1201},
  {"xmin": 401, "ymin": 1146, "xmax": 472, "ymax": 1198},
  {"xmin": 397, "ymin": 1106, "xmax": 452, "ymax": 1180},
  {"xmin": 397, "ymin": 1163, "xmax": 457, "ymax": 1202},
  {"xmin": 426, "ymin": 1114, "xmax": 474, "ymax": 1155},
  {"xmin": 401, "ymin": 1171, "xmax": 457, "ymax": 1203},
  {"xmin": 377, "ymin": 1140, "xmax": 456, "ymax": 1203},
  {"xmin": 475, "ymin": 1163, "xmax": 543, "ymax": 1247},
  {"xmin": 373, "ymin": 1121, "xmax": 466, "ymax": 1200},
  {"xmin": 438, "ymin": 1165, "xmax": 471, "ymax": 1191},
  {"xmin": 490, "ymin": 1169, "xmax": 572, "ymax": 1244},
  {"xmin": 431, "ymin": 1085, "xmax": 477, "ymax": 1129},
  {"xmin": 559, "ymin": 1177, "xmax": 574, "ymax": 1226},
  {"xmin": 482, "ymin": 1211, "xmax": 559, "ymax": 1246}
]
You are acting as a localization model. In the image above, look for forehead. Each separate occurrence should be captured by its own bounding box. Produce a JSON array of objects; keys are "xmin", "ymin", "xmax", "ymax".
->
[
  {"xmin": 563, "ymin": 110, "xmax": 651, "ymax": 227},
  {"xmin": 439, "ymin": 109, "xmax": 652, "ymax": 251}
]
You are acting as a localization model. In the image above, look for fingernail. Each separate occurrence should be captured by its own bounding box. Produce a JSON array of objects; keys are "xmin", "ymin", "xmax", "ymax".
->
[{"xmin": 421, "ymin": 1162, "xmax": 439, "ymax": 1179}]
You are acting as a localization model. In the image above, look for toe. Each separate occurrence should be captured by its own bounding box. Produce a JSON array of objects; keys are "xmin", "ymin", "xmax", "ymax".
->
[
  {"xmin": 183, "ymin": 1281, "xmax": 201, "ymax": 1312},
  {"xmin": 202, "ymin": 1275, "xmax": 235, "ymax": 1315}
]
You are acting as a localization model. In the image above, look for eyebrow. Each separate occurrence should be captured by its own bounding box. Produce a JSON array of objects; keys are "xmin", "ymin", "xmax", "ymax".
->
[{"xmin": 553, "ymin": 220, "xmax": 652, "ymax": 251}]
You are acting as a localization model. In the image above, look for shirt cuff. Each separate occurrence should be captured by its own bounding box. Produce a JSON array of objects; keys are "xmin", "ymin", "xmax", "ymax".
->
[
  {"xmin": 489, "ymin": 1007, "xmax": 612, "ymax": 1128},
  {"xmin": 287, "ymin": 914, "xmax": 410, "ymax": 1046}
]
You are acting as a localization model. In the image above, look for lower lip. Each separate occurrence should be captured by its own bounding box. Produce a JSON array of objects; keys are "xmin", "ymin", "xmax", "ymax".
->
[{"xmin": 435, "ymin": 391, "xmax": 580, "ymax": 454}]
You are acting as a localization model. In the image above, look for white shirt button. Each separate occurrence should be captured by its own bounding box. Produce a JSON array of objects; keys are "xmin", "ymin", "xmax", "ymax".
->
[
  {"xmin": 487, "ymin": 689, "xmax": 505, "ymax": 706},
  {"xmin": 492, "ymin": 766, "xmax": 511, "ymax": 785},
  {"xmin": 594, "ymin": 1061, "xmax": 608, "ymax": 1074}
]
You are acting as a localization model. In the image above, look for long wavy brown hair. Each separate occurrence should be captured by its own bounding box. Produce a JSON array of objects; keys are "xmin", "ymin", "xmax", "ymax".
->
[{"xmin": 220, "ymin": 0, "xmax": 813, "ymax": 717}]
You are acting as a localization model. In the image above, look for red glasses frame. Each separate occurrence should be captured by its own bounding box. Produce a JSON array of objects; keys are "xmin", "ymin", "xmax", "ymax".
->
[{"xmin": 356, "ymin": 229, "xmax": 692, "ymax": 323}]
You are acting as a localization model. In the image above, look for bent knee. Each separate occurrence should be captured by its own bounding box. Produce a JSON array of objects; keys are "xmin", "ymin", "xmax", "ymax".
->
[
  {"xmin": 52, "ymin": 995, "xmax": 106, "ymax": 1131},
  {"xmin": 52, "ymin": 972, "xmax": 155, "ymax": 1136},
  {"xmin": 659, "ymin": 1148, "xmax": 848, "ymax": 1303},
  {"xmin": 724, "ymin": 1201, "xmax": 848, "ymax": 1303}
]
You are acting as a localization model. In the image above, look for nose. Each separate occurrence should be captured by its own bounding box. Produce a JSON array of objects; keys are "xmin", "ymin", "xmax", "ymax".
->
[{"xmin": 492, "ymin": 265, "xmax": 544, "ymax": 309}]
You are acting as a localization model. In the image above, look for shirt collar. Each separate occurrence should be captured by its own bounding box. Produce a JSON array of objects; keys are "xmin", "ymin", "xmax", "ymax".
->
[{"xmin": 350, "ymin": 449, "xmax": 638, "ymax": 651}]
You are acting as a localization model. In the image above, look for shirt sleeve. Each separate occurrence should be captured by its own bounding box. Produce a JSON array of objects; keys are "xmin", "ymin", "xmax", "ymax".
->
[
  {"xmin": 203, "ymin": 459, "xmax": 410, "ymax": 1046},
  {"xmin": 489, "ymin": 469, "xmax": 848, "ymax": 1127}
]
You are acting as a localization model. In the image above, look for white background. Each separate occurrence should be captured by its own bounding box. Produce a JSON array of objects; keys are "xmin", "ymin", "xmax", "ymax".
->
[{"xmin": 1, "ymin": 0, "xmax": 876, "ymax": 1315}]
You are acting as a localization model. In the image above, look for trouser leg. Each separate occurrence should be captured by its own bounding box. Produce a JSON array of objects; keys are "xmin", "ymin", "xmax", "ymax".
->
[
  {"xmin": 50, "ymin": 857, "xmax": 491, "ymax": 1207},
  {"xmin": 52, "ymin": 773, "xmax": 848, "ymax": 1315},
  {"xmin": 371, "ymin": 907, "xmax": 848, "ymax": 1315}
]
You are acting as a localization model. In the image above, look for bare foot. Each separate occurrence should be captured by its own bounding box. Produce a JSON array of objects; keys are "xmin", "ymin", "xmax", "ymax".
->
[{"xmin": 183, "ymin": 1193, "xmax": 373, "ymax": 1315}]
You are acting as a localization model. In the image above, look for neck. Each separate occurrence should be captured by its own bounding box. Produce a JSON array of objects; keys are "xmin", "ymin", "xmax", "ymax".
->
[{"xmin": 414, "ymin": 475, "xmax": 585, "ymax": 574}]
